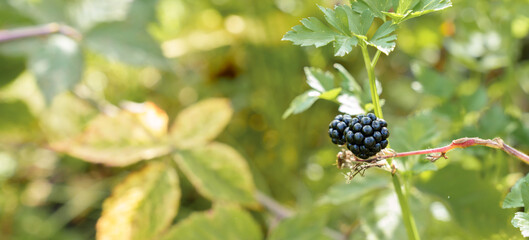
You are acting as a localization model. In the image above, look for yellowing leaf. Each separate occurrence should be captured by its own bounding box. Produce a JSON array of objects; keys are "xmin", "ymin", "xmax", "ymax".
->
[
  {"xmin": 160, "ymin": 205, "xmax": 262, "ymax": 240},
  {"xmin": 49, "ymin": 102, "xmax": 171, "ymax": 166},
  {"xmin": 174, "ymin": 142, "xmax": 256, "ymax": 205},
  {"xmin": 96, "ymin": 162, "xmax": 180, "ymax": 240},
  {"xmin": 170, "ymin": 98, "xmax": 233, "ymax": 149}
]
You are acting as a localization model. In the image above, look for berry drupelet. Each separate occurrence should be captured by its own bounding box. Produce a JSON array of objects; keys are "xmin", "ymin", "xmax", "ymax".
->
[
  {"xmin": 328, "ymin": 113, "xmax": 390, "ymax": 159},
  {"xmin": 328, "ymin": 114, "xmax": 354, "ymax": 145}
]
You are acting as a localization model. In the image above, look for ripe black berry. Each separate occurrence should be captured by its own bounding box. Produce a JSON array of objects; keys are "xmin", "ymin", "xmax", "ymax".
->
[{"xmin": 328, "ymin": 113, "xmax": 390, "ymax": 159}]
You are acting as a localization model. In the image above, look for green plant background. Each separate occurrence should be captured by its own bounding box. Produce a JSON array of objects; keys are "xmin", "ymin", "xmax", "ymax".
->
[{"xmin": 1, "ymin": 0, "xmax": 529, "ymax": 239}]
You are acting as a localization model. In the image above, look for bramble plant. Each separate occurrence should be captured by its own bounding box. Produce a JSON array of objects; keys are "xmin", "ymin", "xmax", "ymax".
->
[{"xmin": 282, "ymin": 0, "xmax": 529, "ymax": 239}]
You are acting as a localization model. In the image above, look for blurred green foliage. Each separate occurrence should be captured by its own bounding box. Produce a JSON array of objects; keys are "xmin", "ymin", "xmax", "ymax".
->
[{"xmin": 1, "ymin": 0, "xmax": 529, "ymax": 239}]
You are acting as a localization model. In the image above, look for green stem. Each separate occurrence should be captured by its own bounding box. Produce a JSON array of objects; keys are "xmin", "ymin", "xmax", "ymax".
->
[{"xmin": 360, "ymin": 43, "xmax": 420, "ymax": 240}]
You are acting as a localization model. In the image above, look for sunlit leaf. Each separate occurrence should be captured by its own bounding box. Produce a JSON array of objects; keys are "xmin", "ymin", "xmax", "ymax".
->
[
  {"xmin": 96, "ymin": 162, "xmax": 180, "ymax": 240},
  {"xmin": 29, "ymin": 35, "xmax": 83, "ymax": 104},
  {"xmin": 85, "ymin": 22, "xmax": 169, "ymax": 68},
  {"xmin": 269, "ymin": 207, "xmax": 332, "ymax": 240},
  {"xmin": 337, "ymin": 94, "xmax": 364, "ymax": 115},
  {"xmin": 170, "ymin": 98, "xmax": 233, "ymax": 149},
  {"xmin": 174, "ymin": 142, "xmax": 256, "ymax": 205},
  {"xmin": 512, "ymin": 212, "xmax": 529, "ymax": 237},
  {"xmin": 366, "ymin": 21, "xmax": 398, "ymax": 55},
  {"xmin": 40, "ymin": 93, "xmax": 98, "ymax": 141},
  {"xmin": 160, "ymin": 205, "xmax": 262, "ymax": 240},
  {"xmin": 396, "ymin": 0, "xmax": 420, "ymax": 15},
  {"xmin": 384, "ymin": 0, "xmax": 452, "ymax": 23},
  {"xmin": 305, "ymin": 67, "xmax": 334, "ymax": 92},
  {"xmin": 282, "ymin": 90, "xmax": 320, "ymax": 119},
  {"xmin": 50, "ymin": 102, "xmax": 171, "ymax": 166},
  {"xmin": 319, "ymin": 88, "xmax": 342, "ymax": 100}
]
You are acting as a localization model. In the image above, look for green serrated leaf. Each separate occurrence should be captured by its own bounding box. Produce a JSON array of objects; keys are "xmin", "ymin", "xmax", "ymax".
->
[
  {"xmin": 96, "ymin": 162, "xmax": 180, "ymax": 240},
  {"xmin": 341, "ymin": 5, "xmax": 370, "ymax": 36},
  {"xmin": 503, "ymin": 173, "xmax": 529, "ymax": 209},
  {"xmin": 29, "ymin": 35, "xmax": 83, "ymax": 104},
  {"xmin": 170, "ymin": 98, "xmax": 233, "ymax": 149},
  {"xmin": 318, "ymin": 5, "xmax": 348, "ymax": 35},
  {"xmin": 305, "ymin": 67, "xmax": 334, "ymax": 92},
  {"xmin": 366, "ymin": 21, "xmax": 398, "ymax": 55},
  {"xmin": 282, "ymin": 90, "xmax": 320, "ymax": 119},
  {"xmin": 283, "ymin": 5, "xmax": 371, "ymax": 56},
  {"xmin": 85, "ymin": 22, "xmax": 169, "ymax": 68},
  {"xmin": 397, "ymin": 0, "xmax": 420, "ymax": 15},
  {"xmin": 269, "ymin": 207, "xmax": 332, "ymax": 240},
  {"xmin": 386, "ymin": 0, "xmax": 452, "ymax": 23},
  {"xmin": 319, "ymin": 88, "xmax": 342, "ymax": 100},
  {"xmin": 282, "ymin": 17, "xmax": 337, "ymax": 48},
  {"xmin": 357, "ymin": 0, "xmax": 396, "ymax": 19},
  {"xmin": 160, "ymin": 205, "xmax": 262, "ymax": 240},
  {"xmin": 174, "ymin": 142, "xmax": 256, "ymax": 205},
  {"xmin": 334, "ymin": 35, "xmax": 358, "ymax": 56},
  {"xmin": 512, "ymin": 212, "xmax": 529, "ymax": 237}
]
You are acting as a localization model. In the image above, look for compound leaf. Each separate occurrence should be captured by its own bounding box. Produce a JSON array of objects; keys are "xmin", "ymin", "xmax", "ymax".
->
[
  {"xmin": 96, "ymin": 162, "xmax": 180, "ymax": 240},
  {"xmin": 282, "ymin": 17, "xmax": 337, "ymax": 48},
  {"xmin": 283, "ymin": 5, "xmax": 373, "ymax": 56}
]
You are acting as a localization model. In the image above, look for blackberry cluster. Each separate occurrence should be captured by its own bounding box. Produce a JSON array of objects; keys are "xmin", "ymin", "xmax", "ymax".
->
[{"xmin": 328, "ymin": 113, "xmax": 389, "ymax": 159}]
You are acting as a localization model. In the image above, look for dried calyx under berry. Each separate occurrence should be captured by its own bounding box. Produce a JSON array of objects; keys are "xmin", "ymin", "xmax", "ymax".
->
[{"xmin": 328, "ymin": 113, "xmax": 389, "ymax": 159}]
